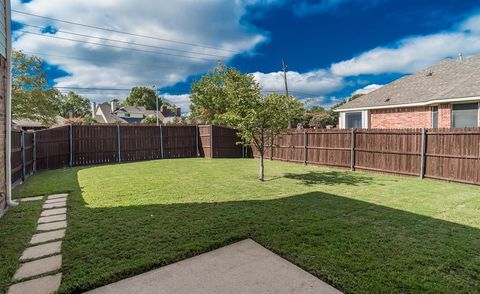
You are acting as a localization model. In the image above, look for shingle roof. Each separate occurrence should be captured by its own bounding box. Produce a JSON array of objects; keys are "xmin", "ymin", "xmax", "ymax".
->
[{"xmin": 336, "ymin": 54, "xmax": 480, "ymax": 111}]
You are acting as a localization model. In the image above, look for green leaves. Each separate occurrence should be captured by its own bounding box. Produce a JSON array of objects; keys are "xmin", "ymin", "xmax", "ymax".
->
[
  {"xmin": 12, "ymin": 51, "xmax": 62, "ymax": 126},
  {"xmin": 59, "ymin": 91, "xmax": 91, "ymax": 118},
  {"xmin": 125, "ymin": 86, "xmax": 159, "ymax": 110}
]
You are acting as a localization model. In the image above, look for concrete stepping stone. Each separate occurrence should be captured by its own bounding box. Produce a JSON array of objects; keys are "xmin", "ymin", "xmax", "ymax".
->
[
  {"xmin": 19, "ymin": 196, "xmax": 43, "ymax": 202},
  {"xmin": 47, "ymin": 193, "xmax": 68, "ymax": 200},
  {"xmin": 45, "ymin": 198, "xmax": 67, "ymax": 204},
  {"xmin": 20, "ymin": 241, "xmax": 62, "ymax": 261},
  {"xmin": 13, "ymin": 255, "xmax": 62, "ymax": 281},
  {"xmin": 41, "ymin": 208, "xmax": 66, "ymax": 217},
  {"xmin": 43, "ymin": 201, "xmax": 67, "ymax": 209},
  {"xmin": 37, "ymin": 221, "xmax": 67, "ymax": 231},
  {"xmin": 30, "ymin": 230, "xmax": 66, "ymax": 245},
  {"xmin": 8, "ymin": 273, "xmax": 61, "ymax": 294},
  {"xmin": 38, "ymin": 214, "xmax": 66, "ymax": 224}
]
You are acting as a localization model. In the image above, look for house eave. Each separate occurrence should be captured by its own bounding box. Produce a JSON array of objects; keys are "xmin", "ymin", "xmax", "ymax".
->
[{"xmin": 334, "ymin": 96, "xmax": 480, "ymax": 112}]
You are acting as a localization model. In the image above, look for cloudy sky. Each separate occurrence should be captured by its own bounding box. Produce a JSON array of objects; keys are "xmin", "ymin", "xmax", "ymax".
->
[{"xmin": 11, "ymin": 0, "xmax": 480, "ymax": 111}]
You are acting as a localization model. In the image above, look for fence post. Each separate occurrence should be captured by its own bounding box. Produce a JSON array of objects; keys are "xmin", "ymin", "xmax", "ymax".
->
[
  {"xmin": 33, "ymin": 132, "xmax": 36, "ymax": 173},
  {"xmin": 351, "ymin": 128, "xmax": 356, "ymax": 171},
  {"xmin": 159, "ymin": 126, "xmax": 164, "ymax": 159},
  {"xmin": 69, "ymin": 125, "xmax": 73, "ymax": 167},
  {"xmin": 420, "ymin": 128, "xmax": 427, "ymax": 179},
  {"xmin": 269, "ymin": 132, "xmax": 273, "ymax": 161},
  {"xmin": 117, "ymin": 125, "xmax": 121, "ymax": 162},
  {"xmin": 210, "ymin": 125, "xmax": 213, "ymax": 159},
  {"xmin": 21, "ymin": 131, "xmax": 26, "ymax": 181},
  {"xmin": 303, "ymin": 130, "xmax": 307, "ymax": 165},
  {"xmin": 196, "ymin": 126, "xmax": 200, "ymax": 157}
]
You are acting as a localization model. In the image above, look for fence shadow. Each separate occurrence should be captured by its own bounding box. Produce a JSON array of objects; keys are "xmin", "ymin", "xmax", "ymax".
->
[
  {"xmin": 48, "ymin": 170, "xmax": 480, "ymax": 294},
  {"xmin": 282, "ymin": 170, "xmax": 375, "ymax": 186}
]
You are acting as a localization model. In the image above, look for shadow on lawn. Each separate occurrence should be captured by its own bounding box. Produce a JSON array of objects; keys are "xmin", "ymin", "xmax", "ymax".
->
[
  {"xmin": 56, "ymin": 169, "xmax": 480, "ymax": 294},
  {"xmin": 282, "ymin": 170, "xmax": 375, "ymax": 186}
]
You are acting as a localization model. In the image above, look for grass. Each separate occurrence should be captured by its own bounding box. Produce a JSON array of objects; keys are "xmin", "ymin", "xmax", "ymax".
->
[{"xmin": 3, "ymin": 158, "xmax": 480, "ymax": 293}]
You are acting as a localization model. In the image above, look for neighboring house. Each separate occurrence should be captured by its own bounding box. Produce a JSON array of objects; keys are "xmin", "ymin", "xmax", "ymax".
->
[
  {"xmin": 335, "ymin": 54, "xmax": 480, "ymax": 129},
  {"xmin": 92, "ymin": 101, "xmax": 181, "ymax": 124},
  {"xmin": 12, "ymin": 116, "xmax": 66, "ymax": 131}
]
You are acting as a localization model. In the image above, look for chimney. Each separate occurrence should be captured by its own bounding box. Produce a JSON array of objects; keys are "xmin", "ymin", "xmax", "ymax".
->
[
  {"xmin": 161, "ymin": 105, "xmax": 169, "ymax": 117},
  {"xmin": 111, "ymin": 100, "xmax": 118, "ymax": 113},
  {"xmin": 176, "ymin": 107, "xmax": 181, "ymax": 117},
  {"xmin": 91, "ymin": 102, "xmax": 97, "ymax": 116},
  {"xmin": 458, "ymin": 53, "xmax": 464, "ymax": 61}
]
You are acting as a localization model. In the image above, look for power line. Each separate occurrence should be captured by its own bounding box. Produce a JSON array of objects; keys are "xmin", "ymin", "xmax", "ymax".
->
[
  {"xmin": 14, "ymin": 50, "xmax": 173, "ymax": 68},
  {"xmin": 17, "ymin": 23, "xmax": 229, "ymax": 59},
  {"xmin": 17, "ymin": 30, "xmax": 217, "ymax": 61},
  {"xmin": 12, "ymin": 10, "xmax": 238, "ymax": 54}
]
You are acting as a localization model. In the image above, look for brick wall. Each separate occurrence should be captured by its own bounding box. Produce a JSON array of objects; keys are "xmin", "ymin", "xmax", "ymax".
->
[
  {"xmin": 370, "ymin": 106, "xmax": 432, "ymax": 129},
  {"xmin": 438, "ymin": 104, "xmax": 451, "ymax": 128}
]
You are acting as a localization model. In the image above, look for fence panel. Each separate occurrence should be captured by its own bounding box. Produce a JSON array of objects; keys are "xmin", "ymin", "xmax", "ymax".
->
[
  {"xmin": 73, "ymin": 125, "xmax": 118, "ymax": 165},
  {"xmin": 271, "ymin": 130, "xmax": 305, "ymax": 163},
  {"xmin": 354, "ymin": 129, "xmax": 423, "ymax": 176},
  {"xmin": 162, "ymin": 125, "xmax": 197, "ymax": 159},
  {"xmin": 23, "ymin": 132, "xmax": 34, "ymax": 177},
  {"xmin": 35, "ymin": 126, "xmax": 70, "ymax": 170},
  {"xmin": 10, "ymin": 130, "xmax": 22, "ymax": 183},
  {"xmin": 211, "ymin": 126, "xmax": 242, "ymax": 158},
  {"xmin": 425, "ymin": 128, "xmax": 480, "ymax": 185},
  {"xmin": 120, "ymin": 125, "xmax": 162, "ymax": 162},
  {"xmin": 307, "ymin": 130, "xmax": 351, "ymax": 168},
  {"xmin": 198, "ymin": 125, "xmax": 212, "ymax": 158}
]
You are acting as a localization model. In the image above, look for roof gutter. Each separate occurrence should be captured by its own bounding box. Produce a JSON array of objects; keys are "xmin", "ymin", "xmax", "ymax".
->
[
  {"xmin": 5, "ymin": 0, "xmax": 17, "ymax": 207},
  {"xmin": 333, "ymin": 96, "xmax": 480, "ymax": 112}
]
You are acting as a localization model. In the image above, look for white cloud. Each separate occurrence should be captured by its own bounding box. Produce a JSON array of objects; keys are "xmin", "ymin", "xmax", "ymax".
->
[
  {"xmin": 330, "ymin": 14, "xmax": 480, "ymax": 76},
  {"xmin": 252, "ymin": 69, "xmax": 344, "ymax": 97},
  {"xmin": 352, "ymin": 84, "xmax": 383, "ymax": 95},
  {"xmin": 12, "ymin": 0, "xmax": 268, "ymax": 102},
  {"xmin": 162, "ymin": 93, "xmax": 191, "ymax": 113}
]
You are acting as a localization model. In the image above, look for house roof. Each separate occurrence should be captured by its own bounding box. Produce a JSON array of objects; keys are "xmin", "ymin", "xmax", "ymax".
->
[
  {"xmin": 336, "ymin": 54, "xmax": 480, "ymax": 111},
  {"xmin": 13, "ymin": 116, "xmax": 66, "ymax": 128},
  {"xmin": 95, "ymin": 104, "xmax": 127, "ymax": 124}
]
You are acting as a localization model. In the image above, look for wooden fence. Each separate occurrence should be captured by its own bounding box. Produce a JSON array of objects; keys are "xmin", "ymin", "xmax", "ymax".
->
[
  {"xmin": 254, "ymin": 128, "xmax": 480, "ymax": 186},
  {"xmin": 12, "ymin": 125, "xmax": 244, "ymax": 183}
]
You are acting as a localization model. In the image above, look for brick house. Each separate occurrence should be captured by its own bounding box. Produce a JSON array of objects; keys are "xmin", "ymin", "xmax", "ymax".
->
[{"xmin": 335, "ymin": 54, "xmax": 480, "ymax": 129}]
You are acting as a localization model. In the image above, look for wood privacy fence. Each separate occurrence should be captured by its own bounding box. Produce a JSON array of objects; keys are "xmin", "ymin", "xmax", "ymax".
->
[
  {"xmin": 12, "ymin": 125, "xmax": 244, "ymax": 184},
  {"xmin": 253, "ymin": 128, "xmax": 480, "ymax": 186}
]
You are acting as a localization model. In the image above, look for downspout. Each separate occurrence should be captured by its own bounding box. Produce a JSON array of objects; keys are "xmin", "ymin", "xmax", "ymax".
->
[{"xmin": 6, "ymin": 0, "xmax": 17, "ymax": 207}]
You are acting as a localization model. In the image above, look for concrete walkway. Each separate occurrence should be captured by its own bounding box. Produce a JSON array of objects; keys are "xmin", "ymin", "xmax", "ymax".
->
[
  {"xmin": 86, "ymin": 239, "xmax": 342, "ymax": 294},
  {"xmin": 8, "ymin": 193, "xmax": 69, "ymax": 294}
]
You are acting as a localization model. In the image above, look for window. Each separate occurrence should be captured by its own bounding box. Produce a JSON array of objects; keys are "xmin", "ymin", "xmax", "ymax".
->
[
  {"xmin": 452, "ymin": 103, "xmax": 479, "ymax": 128},
  {"xmin": 432, "ymin": 106, "xmax": 438, "ymax": 128},
  {"xmin": 346, "ymin": 112, "xmax": 363, "ymax": 129}
]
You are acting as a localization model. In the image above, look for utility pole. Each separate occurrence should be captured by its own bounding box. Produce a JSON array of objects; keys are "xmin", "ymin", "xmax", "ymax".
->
[
  {"xmin": 282, "ymin": 59, "xmax": 291, "ymax": 129},
  {"xmin": 153, "ymin": 84, "xmax": 159, "ymax": 126}
]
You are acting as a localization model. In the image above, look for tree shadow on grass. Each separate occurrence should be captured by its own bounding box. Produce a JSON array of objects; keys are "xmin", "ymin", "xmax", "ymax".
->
[
  {"xmin": 55, "ymin": 173, "xmax": 480, "ymax": 294},
  {"xmin": 283, "ymin": 170, "xmax": 375, "ymax": 186}
]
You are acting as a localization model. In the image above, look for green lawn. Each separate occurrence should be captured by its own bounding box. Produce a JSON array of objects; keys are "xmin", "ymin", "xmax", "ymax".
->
[{"xmin": 3, "ymin": 158, "xmax": 480, "ymax": 293}]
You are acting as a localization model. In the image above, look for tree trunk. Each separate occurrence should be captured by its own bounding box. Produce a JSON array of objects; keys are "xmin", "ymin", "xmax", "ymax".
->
[{"xmin": 259, "ymin": 152, "xmax": 265, "ymax": 181}]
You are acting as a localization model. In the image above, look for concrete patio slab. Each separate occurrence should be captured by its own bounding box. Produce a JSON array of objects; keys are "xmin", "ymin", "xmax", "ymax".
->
[
  {"xmin": 47, "ymin": 193, "xmax": 68, "ymax": 200},
  {"xmin": 8, "ymin": 273, "xmax": 61, "ymax": 294},
  {"xmin": 41, "ymin": 208, "xmax": 66, "ymax": 217},
  {"xmin": 38, "ymin": 214, "xmax": 67, "ymax": 224},
  {"xmin": 43, "ymin": 201, "xmax": 67, "ymax": 209},
  {"xmin": 86, "ymin": 239, "xmax": 342, "ymax": 294},
  {"xmin": 37, "ymin": 220, "xmax": 67, "ymax": 231},
  {"xmin": 13, "ymin": 255, "xmax": 62, "ymax": 281},
  {"xmin": 19, "ymin": 196, "xmax": 43, "ymax": 202},
  {"xmin": 44, "ymin": 197, "xmax": 67, "ymax": 204},
  {"xmin": 30, "ymin": 229, "xmax": 66, "ymax": 245},
  {"xmin": 20, "ymin": 241, "xmax": 62, "ymax": 261}
]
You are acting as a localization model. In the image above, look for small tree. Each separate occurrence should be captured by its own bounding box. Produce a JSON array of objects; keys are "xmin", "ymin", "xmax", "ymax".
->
[
  {"xmin": 141, "ymin": 115, "xmax": 159, "ymax": 124},
  {"xmin": 229, "ymin": 92, "xmax": 290, "ymax": 181}
]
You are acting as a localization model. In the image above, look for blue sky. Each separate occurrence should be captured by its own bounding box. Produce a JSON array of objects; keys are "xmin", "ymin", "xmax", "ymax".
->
[{"xmin": 11, "ymin": 0, "xmax": 480, "ymax": 111}]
